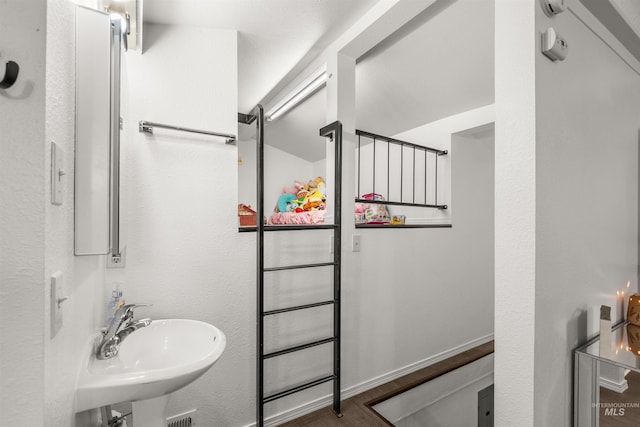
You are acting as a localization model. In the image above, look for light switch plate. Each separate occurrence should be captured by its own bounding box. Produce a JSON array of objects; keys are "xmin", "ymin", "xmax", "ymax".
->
[
  {"xmin": 51, "ymin": 142, "xmax": 64, "ymax": 205},
  {"xmin": 50, "ymin": 271, "xmax": 64, "ymax": 338},
  {"xmin": 352, "ymin": 234, "xmax": 361, "ymax": 252}
]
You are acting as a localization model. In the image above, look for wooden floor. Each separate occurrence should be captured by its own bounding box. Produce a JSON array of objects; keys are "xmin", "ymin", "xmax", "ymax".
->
[
  {"xmin": 279, "ymin": 341, "xmax": 494, "ymax": 427},
  {"xmin": 600, "ymin": 371, "xmax": 640, "ymax": 427}
]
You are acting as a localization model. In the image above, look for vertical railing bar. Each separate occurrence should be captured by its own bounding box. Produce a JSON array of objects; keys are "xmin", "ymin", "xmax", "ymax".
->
[
  {"xmin": 412, "ymin": 146, "xmax": 416, "ymax": 204},
  {"xmin": 387, "ymin": 140, "xmax": 390, "ymax": 203},
  {"xmin": 400, "ymin": 144, "xmax": 403, "ymax": 203},
  {"xmin": 357, "ymin": 134, "xmax": 361, "ymax": 199},
  {"xmin": 435, "ymin": 152, "xmax": 438, "ymax": 205},
  {"xmin": 372, "ymin": 136, "xmax": 376, "ymax": 196},
  {"xmin": 424, "ymin": 150, "xmax": 427, "ymax": 205}
]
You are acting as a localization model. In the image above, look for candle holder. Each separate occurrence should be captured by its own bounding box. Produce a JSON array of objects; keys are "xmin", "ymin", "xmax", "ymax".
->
[
  {"xmin": 627, "ymin": 293, "xmax": 640, "ymax": 326},
  {"xmin": 627, "ymin": 324, "xmax": 640, "ymax": 354}
]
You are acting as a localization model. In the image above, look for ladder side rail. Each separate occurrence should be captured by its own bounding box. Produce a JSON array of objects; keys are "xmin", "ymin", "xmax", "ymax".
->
[{"xmin": 254, "ymin": 105, "xmax": 265, "ymax": 427}]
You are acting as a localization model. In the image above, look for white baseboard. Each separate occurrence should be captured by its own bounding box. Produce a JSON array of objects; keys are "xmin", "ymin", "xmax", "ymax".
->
[
  {"xmin": 600, "ymin": 377, "xmax": 629, "ymax": 393},
  {"xmin": 242, "ymin": 333, "xmax": 494, "ymax": 427}
]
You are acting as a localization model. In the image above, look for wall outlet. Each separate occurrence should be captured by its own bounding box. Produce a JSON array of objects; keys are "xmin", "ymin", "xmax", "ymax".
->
[
  {"xmin": 352, "ymin": 234, "xmax": 361, "ymax": 252},
  {"xmin": 107, "ymin": 246, "xmax": 126, "ymax": 268}
]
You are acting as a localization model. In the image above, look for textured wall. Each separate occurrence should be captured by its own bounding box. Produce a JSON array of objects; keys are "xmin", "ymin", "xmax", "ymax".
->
[
  {"xmin": 495, "ymin": 1, "xmax": 640, "ymax": 426},
  {"xmin": 109, "ymin": 24, "xmax": 248, "ymax": 426},
  {"xmin": 0, "ymin": 1, "xmax": 47, "ymax": 425},
  {"xmin": 494, "ymin": 1, "xmax": 538, "ymax": 425},
  {"xmin": 534, "ymin": 4, "xmax": 640, "ymax": 427},
  {"xmin": 45, "ymin": 1, "xmax": 107, "ymax": 426}
]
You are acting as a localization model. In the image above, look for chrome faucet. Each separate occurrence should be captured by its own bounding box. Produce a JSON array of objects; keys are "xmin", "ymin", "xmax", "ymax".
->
[{"xmin": 97, "ymin": 303, "xmax": 152, "ymax": 360}]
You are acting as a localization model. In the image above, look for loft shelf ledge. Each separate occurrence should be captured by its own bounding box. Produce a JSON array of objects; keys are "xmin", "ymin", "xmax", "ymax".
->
[
  {"xmin": 355, "ymin": 198, "xmax": 447, "ymax": 210},
  {"xmin": 239, "ymin": 224, "xmax": 337, "ymax": 232},
  {"xmin": 355, "ymin": 223, "xmax": 452, "ymax": 229}
]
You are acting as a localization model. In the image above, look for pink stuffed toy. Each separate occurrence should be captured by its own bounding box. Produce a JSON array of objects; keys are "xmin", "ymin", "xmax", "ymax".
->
[{"xmin": 282, "ymin": 180, "xmax": 304, "ymax": 195}]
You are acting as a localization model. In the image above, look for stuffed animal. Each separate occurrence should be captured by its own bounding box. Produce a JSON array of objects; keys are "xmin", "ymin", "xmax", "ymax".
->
[
  {"xmin": 295, "ymin": 189, "xmax": 309, "ymax": 203},
  {"xmin": 315, "ymin": 176, "xmax": 326, "ymax": 195},
  {"xmin": 275, "ymin": 180, "xmax": 305, "ymax": 212},
  {"xmin": 282, "ymin": 180, "xmax": 304, "ymax": 195},
  {"xmin": 303, "ymin": 190, "xmax": 325, "ymax": 210},
  {"xmin": 276, "ymin": 193, "xmax": 297, "ymax": 212}
]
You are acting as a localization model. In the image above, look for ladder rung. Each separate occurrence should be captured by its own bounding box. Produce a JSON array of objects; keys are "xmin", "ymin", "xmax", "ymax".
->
[
  {"xmin": 263, "ymin": 374, "xmax": 335, "ymax": 403},
  {"xmin": 264, "ymin": 224, "xmax": 338, "ymax": 231},
  {"xmin": 264, "ymin": 261, "xmax": 335, "ymax": 272},
  {"xmin": 263, "ymin": 337, "xmax": 336, "ymax": 359},
  {"xmin": 264, "ymin": 300, "xmax": 334, "ymax": 316}
]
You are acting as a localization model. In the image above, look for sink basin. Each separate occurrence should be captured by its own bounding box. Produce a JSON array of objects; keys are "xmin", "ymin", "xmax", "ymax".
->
[{"xmin": 76, "ymin": 319, "xmax": 226, "ymax": 412}]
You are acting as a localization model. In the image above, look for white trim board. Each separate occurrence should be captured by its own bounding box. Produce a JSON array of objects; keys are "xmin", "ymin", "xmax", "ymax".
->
[
  {"xmin": 242, "ymin": 333, "xmax": 494, "ymax": 427},
  {"xmin": 569, "ymin": 0, "xmax": 640, "ymax": 76},
  {"xmin": 600, "ymin": 377, "xmax": 629, "ymax": 394}
]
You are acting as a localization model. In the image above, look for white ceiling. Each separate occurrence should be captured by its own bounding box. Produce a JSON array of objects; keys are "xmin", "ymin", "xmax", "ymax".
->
[
  {"xmin": 265, "ymin": 0, "xmax": 494, "ymax": 161},
  {"xmin": 142, "ymin": 0, "xmax": 495, "ymax": 163},
  {"xmin": 243, "ymin": 0, "xmax": 496, "ymax": 162},
  {"xmin": 356, "ymin": 0, "xmax": 494, "ymax": 137},
  {"xmin": 143, "ymin": 0, "xmax": 378, "ymax": 113},
  {"xmin": 141, "ymin": 0, "xmax": 640, "ymax": 163}
]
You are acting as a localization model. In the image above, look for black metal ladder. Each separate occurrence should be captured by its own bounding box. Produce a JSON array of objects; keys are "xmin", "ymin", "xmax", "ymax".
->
[{"xmin": 244, "ymin": 107, "xmax": 343, "ymax": 426}]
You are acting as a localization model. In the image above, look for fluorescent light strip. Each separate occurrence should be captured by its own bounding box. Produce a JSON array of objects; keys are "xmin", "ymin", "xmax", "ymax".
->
[{"xmin": 266, "ymin": 69, "xmax": 328, "ymax": 121}]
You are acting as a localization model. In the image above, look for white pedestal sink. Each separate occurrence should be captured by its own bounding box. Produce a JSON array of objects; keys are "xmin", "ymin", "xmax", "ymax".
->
[{"xmin": 76, "ymin": 319, "xmax": 226, "ymax": 426}]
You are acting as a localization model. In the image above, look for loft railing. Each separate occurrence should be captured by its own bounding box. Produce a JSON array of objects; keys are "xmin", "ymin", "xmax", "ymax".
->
[{"xmin": 356, "ymin": 129, "xmax": 448, "ymax": 210}]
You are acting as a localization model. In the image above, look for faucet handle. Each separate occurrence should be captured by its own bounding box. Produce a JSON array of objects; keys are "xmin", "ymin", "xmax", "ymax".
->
[
  {"xmin": 113, "ymin": 303, "xmax": 152, "ymax": 327},
  {"xmin": 120, "ymin": 303, "xmax": 152, "ymax": 317}
]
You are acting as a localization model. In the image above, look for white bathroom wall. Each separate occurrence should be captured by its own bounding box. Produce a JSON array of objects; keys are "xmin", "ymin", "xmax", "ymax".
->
[
  {"xmin": 533, "ymin": 3, "xmax": 640, "ymax": 426},
  {"xmin": 45, "ymin": 2, "xmax": 107, "ymax": 427},
  {"xmin": 1, "ymin": 1, "xmax": 106, "ymax": 426},
  {"xmin": 0, "ymin": 1, "xmax": 47, "ymax": 425},
  {"xmin": 113, "ymin": 24, "xmax": 251, "ymax": 425}
]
